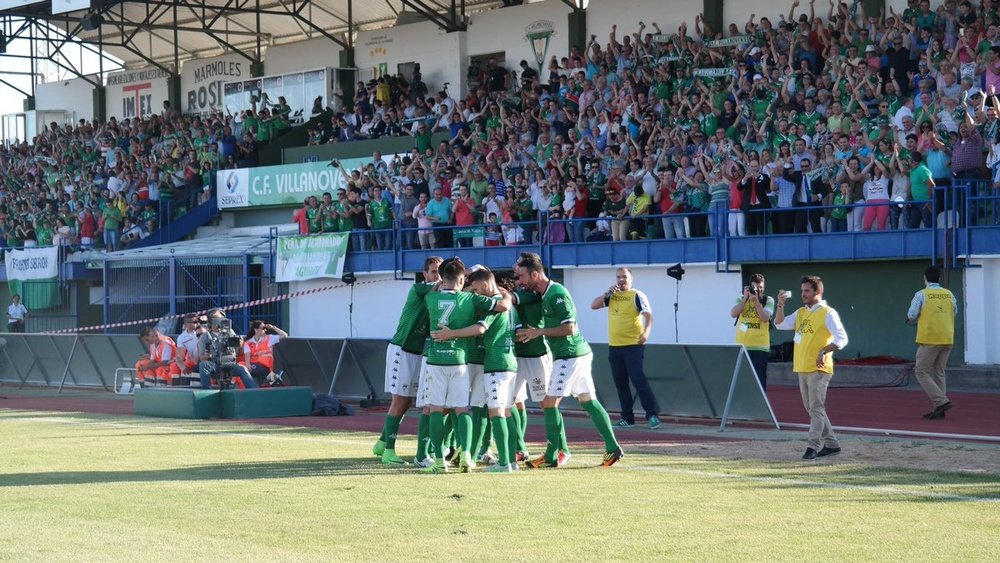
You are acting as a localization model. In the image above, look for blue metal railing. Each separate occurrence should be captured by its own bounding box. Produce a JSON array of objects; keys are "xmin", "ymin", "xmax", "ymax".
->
[{"xmin": 262, "ymin": 182, "xmax": 1000, "ymax": 275}]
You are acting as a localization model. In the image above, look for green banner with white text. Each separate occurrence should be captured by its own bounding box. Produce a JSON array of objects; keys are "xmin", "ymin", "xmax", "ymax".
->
[
  {"xmin": 216, "ymin": 156, "xmax": 375, "ymax": 209},
  {"xmin": 276, "ymin": 233, "xmax": 350, "ymax": 283}
]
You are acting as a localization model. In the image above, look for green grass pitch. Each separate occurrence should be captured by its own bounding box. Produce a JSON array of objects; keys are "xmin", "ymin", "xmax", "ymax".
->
[{"xmin": 1, "ymin": 409, "xmax": 998, "ymax": 561}]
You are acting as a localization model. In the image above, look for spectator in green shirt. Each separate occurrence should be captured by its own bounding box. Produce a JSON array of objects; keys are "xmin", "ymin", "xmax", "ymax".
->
[
  {"xmin": 103, "ymin": 204, "xmax": 123, "ymax": 251},
  {"xmin": 908, "ymin": 152, "xmax": 936, "ymax": 229},
  {"xmin": 368, "ymin": 185, "xmax": 395, "ymax": 250}
]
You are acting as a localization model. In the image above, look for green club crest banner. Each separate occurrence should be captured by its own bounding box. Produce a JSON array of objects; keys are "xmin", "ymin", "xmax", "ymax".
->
[{"xmin": 525, "ymin": 20, "xmax": 556, "ymax": 74}]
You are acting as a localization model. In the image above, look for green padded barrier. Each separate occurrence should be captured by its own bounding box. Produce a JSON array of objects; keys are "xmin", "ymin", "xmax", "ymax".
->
[
  {"xmin": 219, "ymin": 386, "xmax": 314, "ymax": 419},
  {"xmin": 134, "ymin": 388, "xmax": 221, "ymax": 419}
]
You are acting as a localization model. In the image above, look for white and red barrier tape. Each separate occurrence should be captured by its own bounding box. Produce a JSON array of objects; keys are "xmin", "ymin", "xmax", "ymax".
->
[{"xmin": 45, "ymin": 278, "xmax": 386, "ymax": 334}]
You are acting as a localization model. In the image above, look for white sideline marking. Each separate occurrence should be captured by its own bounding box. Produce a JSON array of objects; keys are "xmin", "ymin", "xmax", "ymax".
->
[
  {"xmin": 627, "ymin": 465, "xmax": 1000, "ymax": 504},
  {"xmin": 10, "ymin": 412, "xmax": 1000, "ymax": 503}
]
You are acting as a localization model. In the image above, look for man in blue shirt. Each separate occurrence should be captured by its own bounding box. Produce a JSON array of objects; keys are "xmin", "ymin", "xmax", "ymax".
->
[{"xmin": 425, "ymin": 187, "xmax": 453, "ymax": 248}]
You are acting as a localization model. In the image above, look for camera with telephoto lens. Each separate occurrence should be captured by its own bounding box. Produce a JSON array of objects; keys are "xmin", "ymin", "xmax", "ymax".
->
[{"xmin": 207, "ymin": 317, "xmax": 242, "ymax": 389}]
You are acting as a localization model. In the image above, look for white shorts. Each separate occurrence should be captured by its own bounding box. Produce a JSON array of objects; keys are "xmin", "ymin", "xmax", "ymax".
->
[
  {"xmin": 384, "ymin": 343, "xmax": 422, "ymax": 397},
  {"xmin": 468, "ymin": 364, "xmax": 486, "ymax": 407},
  {"xmin": 414, "ymin": 356, "xmax": 430, "ymax": 408},
  {"xmin": 548, "ymin": 353, "xmax": 596, "ymax": 398},
  {"xmin": 514, "ymin": 354, "xmax": 553, "ymax": 403},
  {"xmin": 485, "ymin": 371, "xmax": 516, "ymax": 410},
  {"xmin": 423, "ymin": 364, "xmax": 470, "ymax": 409}
]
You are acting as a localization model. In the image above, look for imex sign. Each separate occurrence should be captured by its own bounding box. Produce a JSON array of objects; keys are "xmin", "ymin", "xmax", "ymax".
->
[{"xmin": 106, "ymin": 67, "xmax": 171, "ymax": 119}]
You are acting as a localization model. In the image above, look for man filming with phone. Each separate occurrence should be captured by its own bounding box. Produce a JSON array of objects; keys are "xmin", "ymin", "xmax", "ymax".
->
[{"xmin": 729, "ymin": 274, "xmax": 775, "ymax": 390}]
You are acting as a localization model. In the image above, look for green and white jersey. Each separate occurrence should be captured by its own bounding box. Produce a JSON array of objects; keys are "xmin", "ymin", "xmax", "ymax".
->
[
  {"xmin": 390, "ymin": 283, "xmax": 435, "ymax": 355},
  {"xmin": 513, "ymin": 289, "xmax": 548, "ymax": 358},
  {"xmin": 481, "ymin": 297, "xmax": 519, "ymax": 374},
  {"xmin": 540, "ymin": 281, "xmax": 591, "ymax": 359},
  {"xmin": 467, "ymin": 305, "xmax": 488, "ymax": 366},
  {"xmin": 425, "ymin": 290, "xmax": 498, "ymax": 366}
]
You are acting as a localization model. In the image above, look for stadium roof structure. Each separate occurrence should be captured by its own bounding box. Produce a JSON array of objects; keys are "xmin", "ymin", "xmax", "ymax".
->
[{"xmin": 0, "ymin": 0, "xmax": 509, "ymax": 78}]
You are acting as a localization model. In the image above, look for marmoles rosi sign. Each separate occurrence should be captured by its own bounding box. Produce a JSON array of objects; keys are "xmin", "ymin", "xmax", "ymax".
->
[{"xmin": 181, "ymin": 54, "xmax": 249, "ymax": 114}]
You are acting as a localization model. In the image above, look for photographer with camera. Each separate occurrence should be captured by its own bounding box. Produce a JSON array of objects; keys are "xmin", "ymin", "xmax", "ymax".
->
[
  {"xmin": 243, "ymin": 320, "xmax": 289, "ymax": 386},
  {"xmin": 197, "ymin": 308, "xmax": 257, "ymax": 389},
  {"xmin": 729, "ymin": 274, "xmax": 775, "ymax": 390}
]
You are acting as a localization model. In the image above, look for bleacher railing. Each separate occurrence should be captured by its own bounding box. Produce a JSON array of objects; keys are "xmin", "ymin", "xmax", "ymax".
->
[{"xmin": 284, "ymin": 181, "xmax": 999, "ymax": 273}]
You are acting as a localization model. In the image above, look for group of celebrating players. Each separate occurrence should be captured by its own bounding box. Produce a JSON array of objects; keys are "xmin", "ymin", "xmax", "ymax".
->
[{"xmin": 371, "ymin": 253, "xmax": 624, "ymax": 473}]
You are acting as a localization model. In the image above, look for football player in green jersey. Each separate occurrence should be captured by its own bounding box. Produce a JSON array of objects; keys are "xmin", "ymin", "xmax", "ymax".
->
[
  {"xmin": 421, "ymin": 258, "xmax": 511, "ymax": 473},
  {"xmin": 514, "ymin": 253, "xmax": 624, "ymax": 468},
  {"xmin": 433, "ymin": 268, "xmax": 520, "ymax": 472},
  {"xmin": 374, "ymin": 257, "xmax": 442, "ymax": 465},
  {"xmin": 510, "ymin": 261, "xmax": 552, "ymax": 462}
]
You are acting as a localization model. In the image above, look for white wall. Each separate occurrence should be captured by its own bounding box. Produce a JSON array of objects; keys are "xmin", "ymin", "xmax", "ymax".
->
[
  {"xmin": 35, "ymin": 76, "xmax": 96, "ymax": 123},
  {"xmin": 355, "ymin": 21, "xmax": 464, "ymax": 98},
  {"xmin": 963, "ymin": 257, "xmax": 1000, "ymax": 365},
  {"xmin": 265, "ymin": 37, "xmax": 343, "ymax": 74},
  {"xmin": 467, "ymin": 1, "xmax": 572, "ymax": 72},
  {"xmin": 105, "ymin": 67, "xmax": 171, "ymax": 121},
  {"xmin": 288, "ymin": 274, "xmax": 414, "ymax": 338},
  {"xmin": 563, "ymin": 264, "xmax": 743, "ymax": 345},
  {"xmin": 588, "ymin": 0, "xmax": 702, "ymax": 45}
]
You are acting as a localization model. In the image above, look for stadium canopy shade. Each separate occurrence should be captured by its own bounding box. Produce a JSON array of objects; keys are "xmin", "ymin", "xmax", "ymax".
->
[{"xmin": 0, "ymin": 0, "xmax": 502, "ymax": 72}]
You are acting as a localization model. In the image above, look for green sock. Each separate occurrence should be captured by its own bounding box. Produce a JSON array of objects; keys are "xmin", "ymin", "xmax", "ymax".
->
[
  {"xmin": 429, "ymin": 412, "xmax": 445, "ymax": 461},
  {"xmin": 379, "ymin": 422, "xmax": 387, "ymax": 443},
  {"xmin": 491, "ymin": 415, "xmax": 510, "ymax": 465},
  {"xmin": 543, "ymin": 407, "xmax": 560, "ymax": 462},
  {"xmin": 470, "ymin": 406, "xmax": 487, "ymax": 456},
  {"xmin": 415, "ymin": 413, "xmax": 430, "ymax": 460},
  {"xmin": 583, "ymin": 399, "xmax": 620, "ymax": 452},
  {"xmin": 443, "ymin": 412, "xmax": 455, "ymax": 451},
  {"xmin": 478, "ymin": 415, "xmax": 492, "ymax": 455},
  {"xmin": 556, "ymin": 410, "xmax": 570, "ymax": 454},
  {"xmin": 384, "ymin": 414, "xmax": 404, "ymax": 450},
  {"xmin": 506, "ymin": 415, "xmax": 521, "ymax": 460},
  {"xmin": 511, "ymin": 406, "xmax": 527, "ymax": 452},
  {"xmin": 458, "ymin": 412, "xmax": 474, "ymax": 454},
  {"xmin": 518, "ymin": 404, "xmax": 528, "ymax": 437}
]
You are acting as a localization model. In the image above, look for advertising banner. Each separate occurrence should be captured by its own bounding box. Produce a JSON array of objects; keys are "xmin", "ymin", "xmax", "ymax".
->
[
  {"xmin": 181, "ymin": 54, "xmax": 250, "ymax": 115},
  {"xmin": 276, "ymin": 233, "xmax": 350, "ymax": 282},
  {"xmin": 106, "ymin": 67, "xmax": 171, "ymax": 120},
  {"xmin": 4, "ymin": 246, "xmax": 62, "ymax": 309},
  {"xmin": 216, "ymin": 156, "xmax": 377, "ymax": 209}
]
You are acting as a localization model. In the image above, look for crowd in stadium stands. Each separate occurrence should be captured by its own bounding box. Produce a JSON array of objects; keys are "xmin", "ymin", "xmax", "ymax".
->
[
  {"xmin": 0, "ymin": 96, "xmax": 292, "ymax": 254},
  {"xmin": 305, "ymin": 0, "xmax": 1000, "ymax": 250}
]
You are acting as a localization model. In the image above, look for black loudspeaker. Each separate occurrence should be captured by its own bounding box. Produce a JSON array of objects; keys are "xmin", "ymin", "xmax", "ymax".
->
[{"xmin": 81, "ymin": 13, "xmax": 103, "ymax": 32}]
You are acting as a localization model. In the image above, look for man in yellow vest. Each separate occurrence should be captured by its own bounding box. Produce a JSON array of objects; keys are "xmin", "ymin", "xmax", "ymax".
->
[
  {"xmin": 775, "ymin": 275, "xmax": 849, "ymax": 460},
  {"xmin": 730, "ymin": 273, "xmax": 775, "ymax": 390},
  {"xmin": 906, "ymin": 266, "xmax": 957, "ymax": 420},
  {"xmin": 590, "ymin": 268, "xmax": 660, "ymax": 429}
]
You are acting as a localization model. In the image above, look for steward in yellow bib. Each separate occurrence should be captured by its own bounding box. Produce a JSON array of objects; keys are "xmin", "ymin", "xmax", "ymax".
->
[
  {"xmin": 590, "ymin": 268, "xmax": 660, "ymax": 429},
  {"xmin": 906, "ymin": 266, "xmax": 957, "ymax": 420},
  {"xmin": 729, "ymin": 273, "xmax": 775, "ymax": 390},
  {"xmin": 775, "ymin": 275, "xmax": 849, "ymax": 461}
]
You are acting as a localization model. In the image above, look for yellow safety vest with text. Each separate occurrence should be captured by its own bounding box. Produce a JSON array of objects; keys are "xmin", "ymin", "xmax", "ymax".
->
[
  {"xmin": 608, "ymin": 289, "xmax": 645, "ymax": 346},
  {"xmin": 735, "ymin": 298, "xmax": 771, "ymax": 352},
  {"xmin": 916, "ymin": 287, "xmax": 955, "ymax": 345},
  {"xmin": 793, "ymin": 306, "xmax": 834, "ymax": 375}
]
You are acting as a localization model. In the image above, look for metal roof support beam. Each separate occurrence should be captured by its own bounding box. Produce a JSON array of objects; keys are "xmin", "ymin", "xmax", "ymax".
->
[
  {"xmin": 115, "ymin": 42, "xmax": 174, "ymax": 75},
  {"xmin": 0, "ymin": 77, "xmax": 32, "ymax": 98},
  {"xmin": 400, "ymin": 0, "xmax": 466, "ymax": 32}
]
